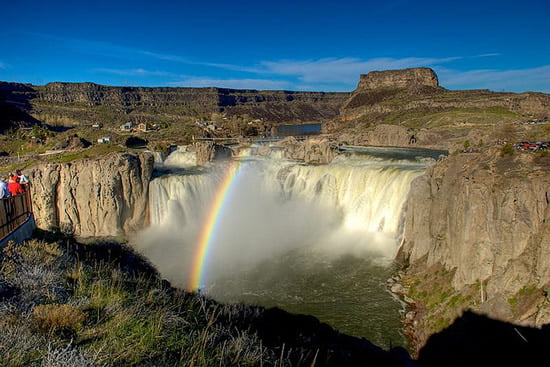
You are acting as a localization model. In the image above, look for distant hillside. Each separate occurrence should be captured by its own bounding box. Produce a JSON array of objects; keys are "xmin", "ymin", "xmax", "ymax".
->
[
  {"xmin": 0, "ymin": 81, "xmax": 349, "ymax": 133},
  {"xmin": 2, "ymin": 69, "xmax": 550, "ymax": 153},
  {"xmin": 329, "ymin": 68, "xmax": 550, "ymax": 149}
]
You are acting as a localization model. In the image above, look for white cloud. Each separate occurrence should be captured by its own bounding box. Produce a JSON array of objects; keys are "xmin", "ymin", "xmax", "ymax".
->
[
  {"xmin": 192, "ymin": 56, "xmax": 460, "ymax": 86},
  {"xmin": 473, "ymin": 53, "xmax": 501, "ymax": 58},
  {"xmin": 93, "ymin": 67, "xmax": 176, "ymax": 77},
  {"xmin": 169, "ymin": 77, "xmax": 291, "ymax": 90},
  {"xmin": 140, "ymin": 51, "xmax": 190, "ymax": 63},
  {"xmin": 28, "ymin": 33, "xmax": 549, "ymax": 93},
  {"xmin": 258, "ymin": 56, "xmax": 461, "ymax": 84},
  {"xmin": 435, "ymin": 65, "xmax": 550, "ymax": 93},
  {"xmin": 28, "ymin": 33, "xmax": 195, "ymax": 65}
]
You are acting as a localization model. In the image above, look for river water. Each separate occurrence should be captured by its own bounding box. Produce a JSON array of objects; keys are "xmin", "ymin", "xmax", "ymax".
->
[{"xmin": 135, "ymin": 145, "xmax": 442, "ymax": 349}]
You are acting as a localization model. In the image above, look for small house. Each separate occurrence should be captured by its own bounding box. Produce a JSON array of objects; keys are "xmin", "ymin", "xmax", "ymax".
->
[
  {"xmin": 97, "ymin": 137, "xmax": 112, "ymax": 144},
  {"xmin": 136, "ymin": 123, "xmax": 150, "ymax": 132},
  {"xmin": 120, "ymin": 122, "xmax": 135, "ymax": 131}
]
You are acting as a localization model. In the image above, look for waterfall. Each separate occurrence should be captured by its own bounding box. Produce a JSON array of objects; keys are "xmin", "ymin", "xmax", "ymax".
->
[
  {"xmin": 161, "ymin": 146, "xmax": 197, "ymax": 169},
  {"xmin": 137, "ymin": 152, "xmax": 431, "ymax": 289}
]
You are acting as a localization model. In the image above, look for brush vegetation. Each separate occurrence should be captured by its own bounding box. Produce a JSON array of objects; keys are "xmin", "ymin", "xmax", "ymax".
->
[{"xmin": 0, "ymin": 238, "xmax": 285, "ymax": 366}]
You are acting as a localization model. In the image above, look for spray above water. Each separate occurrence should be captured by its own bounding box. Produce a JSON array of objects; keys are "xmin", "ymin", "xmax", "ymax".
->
[
  {"xmin": 135, "ymin": 148, "xmax": 431, "ymax": 292},
  {"xmin": 189, "ymin": 160, "xmax": 242, "ymax": 291}
]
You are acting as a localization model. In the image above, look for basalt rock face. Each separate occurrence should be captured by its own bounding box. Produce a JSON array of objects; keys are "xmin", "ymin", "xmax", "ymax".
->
[
  {"xmin": 0, "ymin": 81, "xmax": 40, "ymax": 132},
  {"xmin": 30, "ymin": 152, "xmax": 154, "ymax": 237},
  {"xmin": 336, "ymin": 69, "xmax": 550, "ymax": 150},
  {"xmin": 1, "ymin": 81, "xmax": 348, "ymax": 125},
  {"xmin": 399, "ymin": 149, "xmax": 550, "ymax": 345},
  {"xmin": 193, "ymin": 137, "xmax": 340, "ymax": 165},
  {"xmin": 339, "ymin": 124, "xmax": 440, "ymax": 147},
  {"xmin": 188, "ymin": 141, "xmax": 232, "ymax": 166},
  {"xmin": 39, "ymin": 82, "xmax": 220, "ymax": 109},
  {"xmin": 356, "ymin": 68, "xmax": 439, "ymax": 91},
  {"xmin": 276, "ymin": 136, "xmax": 340, "ymax": 164}
]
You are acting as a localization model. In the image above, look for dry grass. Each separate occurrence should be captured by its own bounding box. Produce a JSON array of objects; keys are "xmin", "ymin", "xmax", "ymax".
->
[
  {"xmin": 33, "ymin": 304, "xmax": 86, "ymax": 333},
  {"xmin": 0, "ymin": 238, "xmax": 284, "ymax": 367}
]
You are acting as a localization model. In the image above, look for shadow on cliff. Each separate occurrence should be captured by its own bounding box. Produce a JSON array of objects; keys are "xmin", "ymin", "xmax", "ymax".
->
[
  {"xmin": 0, "ymin": 82, "xmax": 40, "ymax": 133},
  {"xmin": 30, "ymin": 231, "xmax": 550, "ymax": 367},
  {"xmin": 417, "ymin": 310, "xmax": 550, "ymax": 367}
]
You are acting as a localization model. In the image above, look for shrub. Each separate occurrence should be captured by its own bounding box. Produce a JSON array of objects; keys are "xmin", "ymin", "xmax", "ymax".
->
[
  {"xmin": 32, "ymin": 304, "xmax": 86, "ymax": 333},
  {"xmin": 500, "ymin": 143, "xmax": 515, "ymax": 156},
  {"xmin": 0, "ymin": 318, "xmax": 47, "ymax": 366},
  {"xmin": 1, "ymin": 240, "xmax": 69, "ymax": 306},
  {"xmin": 41, "ymin": 342, "xmax": 97, "ymax": 367}
]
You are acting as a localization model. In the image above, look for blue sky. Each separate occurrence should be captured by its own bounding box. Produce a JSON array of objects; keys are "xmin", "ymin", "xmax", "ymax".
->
[{"xmin": 1, "ymin": 0, "xmax": 549, "ymax": 92}]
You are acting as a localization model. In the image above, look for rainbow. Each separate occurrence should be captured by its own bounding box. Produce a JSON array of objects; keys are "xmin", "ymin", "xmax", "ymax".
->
[{"xmin": 188, "ymin": 158, "xmax": 245, "ymax": 291}]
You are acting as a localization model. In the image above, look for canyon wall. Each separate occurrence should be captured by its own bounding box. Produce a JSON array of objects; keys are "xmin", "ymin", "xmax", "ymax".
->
[
  {"xmin": 0, "ymin": 81, "xmax": 348, "ymax": 129},
  {"xmin": 398, "ymin": 148, "xmax": 550, "ymax": 346},
  {"xmin": 30, "ymin": 152, "xmax": 154, "ymax": 238},
  {"xmin": 334, "ymin": 68, "xmax": 550, "ymax": 152},
  {"xmin": 341, "ymin": 68, "xmax": 550, "ymax": 117},
  {"xmin": 356, "ymin": 67, "xmax": 439, "ymax": 91}
]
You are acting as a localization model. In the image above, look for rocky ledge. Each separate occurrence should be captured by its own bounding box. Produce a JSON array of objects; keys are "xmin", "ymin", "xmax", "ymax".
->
[
  {"xmin": 396, "ymin": 147, "xmax": 550, "ymax": 351},
  {"xmin": 356, "ymin": 67, "xmax": 439, "ymax": 91},
  {"xmin": 30, "ymin": 152, "xmax": 154, "ymax": 238}
]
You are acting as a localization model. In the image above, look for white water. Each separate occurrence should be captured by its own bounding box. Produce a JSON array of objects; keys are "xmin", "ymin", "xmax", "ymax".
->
[
  {"xmin": 162, "ymin": 146, "xmax": 197, "ymax": 169},
  {"xmin": 135, "ymin": 151, "xmax": 430, "ymax": 290}
]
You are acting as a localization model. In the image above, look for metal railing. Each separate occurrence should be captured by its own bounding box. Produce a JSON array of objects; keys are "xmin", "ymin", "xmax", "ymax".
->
[{"xmin": 0, "ymin": 190, "xmax": 33, "ymax": 241}]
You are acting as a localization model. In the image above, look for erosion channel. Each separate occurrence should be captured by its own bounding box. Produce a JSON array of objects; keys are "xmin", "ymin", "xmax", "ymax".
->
[{"xmin": 133, "ymin": 145, "xmax": 446, "ymax": 349}]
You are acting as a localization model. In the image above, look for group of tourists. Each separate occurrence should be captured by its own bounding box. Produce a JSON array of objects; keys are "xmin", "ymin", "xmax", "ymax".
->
[{"xmin": 0, "ymin": 170, "xmax": 30, "ymax": 199}]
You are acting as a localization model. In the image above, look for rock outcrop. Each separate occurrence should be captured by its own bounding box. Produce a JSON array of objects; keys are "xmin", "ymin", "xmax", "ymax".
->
[
  {"xmin": 335, "ymin": 68, "xmax": 550, "ymax": 151},
  {"xmin": 0, "ymin": 81, "xmax": 348, "ymax": 127},
  {"xmin": 398, "ymin": 148, "xmax": 550, "ymax": 347},
  {"xmin": 339, "ymin": 124, "xmax": 440, "ymax": 147},
  {"xmin": 257, "ymin": 137, "xmax": 340, "ymax": 164},
  {"xmin": 356, "ymin": 68, "xmax": 439, "ymax": 91},
  {"xmin": 188, "ymin": 141, "xmax": 232, "ymax": 166},
  {"xmin": 30, "ymin": 152, "xmax": 154, "ymax": 238}
]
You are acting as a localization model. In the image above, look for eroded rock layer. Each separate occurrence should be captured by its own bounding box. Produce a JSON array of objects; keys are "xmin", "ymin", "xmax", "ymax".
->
[
  {"xmin": 30, "ymin": 152, "xmax": 154, "ymax": 237},
  {"xmin": 398, "ymin": 148, "xmax": 550, "ymax": 347}
]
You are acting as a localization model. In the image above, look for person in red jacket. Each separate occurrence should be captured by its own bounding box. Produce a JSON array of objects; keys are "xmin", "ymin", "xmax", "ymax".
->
[{"xmin": 8, "ymin": 175, "xmax": 23, "ymax": 196}]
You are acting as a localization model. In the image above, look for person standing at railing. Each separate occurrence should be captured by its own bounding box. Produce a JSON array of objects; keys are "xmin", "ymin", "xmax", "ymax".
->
[
  {"xmin": 8, "ymin": 175, "xmax": 23, "ymax": 196},
  {"xmin": 0, "ymin": 177, "xmax": 10, "ymax": 199},
  {"xmin": 16, "ymin": 170, "xmax": 30, "ymax": 191}
]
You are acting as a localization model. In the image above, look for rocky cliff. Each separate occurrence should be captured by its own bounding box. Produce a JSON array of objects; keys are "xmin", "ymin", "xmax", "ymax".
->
[
  {"xmin": 397, "ymin": 148, "xmax": 550, "ymax": 348},
  {"xmin": 356, "ymin": 68, "xmax": 439, "ymax": 91},
  {"xmin": 30, "ymin": 152, "xmax": 154, "ymax": 238},
  {"xmin": 0, "ymin": 81, "xmax": 348, "ymax": 130},
  {"xmin": 275, "ymin": 136, "xmax": 340, "ymax": 164},
  {"xmin": 334, "ymin": 68, "xmax": 550, "ymax": 150},
  {"xmin": 342, "ymin": 68, "xmax": 550, "ymax": 116},
  {"xmin": 191, "ymin": 137, "xmax": 340, "ymax": 165}
]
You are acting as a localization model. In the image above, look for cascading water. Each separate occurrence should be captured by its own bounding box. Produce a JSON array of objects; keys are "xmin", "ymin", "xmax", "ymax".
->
[{"xmin": 135, "ymin": 146, "xmax": 440, "ymax": 349}]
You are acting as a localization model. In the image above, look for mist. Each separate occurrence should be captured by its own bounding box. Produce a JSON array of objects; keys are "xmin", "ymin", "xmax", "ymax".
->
[{"xmin": 133, "ymin": 157, "xmax": 423, "ymax": 291}]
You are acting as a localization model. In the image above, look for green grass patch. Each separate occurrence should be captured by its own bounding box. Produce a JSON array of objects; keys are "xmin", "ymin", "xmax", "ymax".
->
[
  {"xmin": 0, "ymin": 238, "xmax": 291, "ymax": 366},
  {"xmin": 382, "ymin": 106, "xmax": 521, "ymax": 129}
]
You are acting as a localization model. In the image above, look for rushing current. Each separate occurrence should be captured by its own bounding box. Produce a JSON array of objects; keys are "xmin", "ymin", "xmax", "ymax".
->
[{"xmin": 135, "ymin": 145, "xmax": 441, "ymax": 349}]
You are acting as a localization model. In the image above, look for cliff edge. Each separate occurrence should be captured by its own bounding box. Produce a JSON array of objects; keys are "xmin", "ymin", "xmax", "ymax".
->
[
  {"xmin": 30, "ymin": 152, "xmax": 154, "ymax": 238},
  {"xmin": 356, "ymin": 67, "xmax": 439, "ymax": 91},
  {"xmin": 397, "ymin": 148, "xmax": 550, "ymax": 349},
  {"xmin": 334, "ymin": 68, "xmax": 550, "ymax": 150}
]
